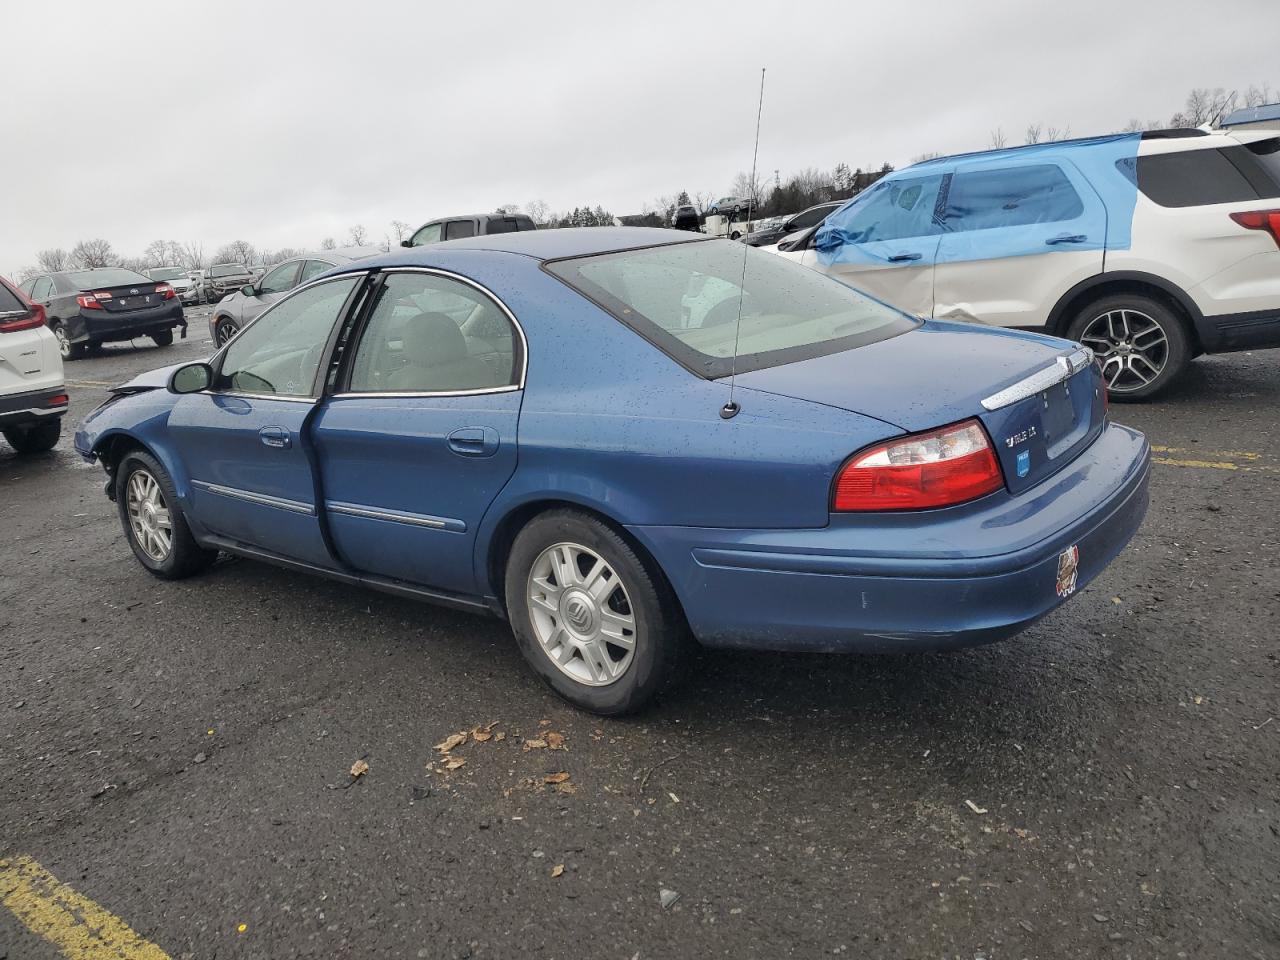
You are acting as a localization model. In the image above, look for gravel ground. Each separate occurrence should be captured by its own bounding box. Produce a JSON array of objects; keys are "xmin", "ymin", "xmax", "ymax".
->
[{"xmin": 2, "ymin": 316, "xmax": 1277, "ymax": 959}]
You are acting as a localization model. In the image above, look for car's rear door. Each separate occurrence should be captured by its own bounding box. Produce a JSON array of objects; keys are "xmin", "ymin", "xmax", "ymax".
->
[
  {"xmin": 931, "ymin": 159, "xmax": 1105, "ymax": 328},
  {"xmin": 310, "ymin": 269, "xmax": 523, "ymax": 597},
  {"xmin": 165, "ymin": 274, "xmax": 363, "ymax": 566}
]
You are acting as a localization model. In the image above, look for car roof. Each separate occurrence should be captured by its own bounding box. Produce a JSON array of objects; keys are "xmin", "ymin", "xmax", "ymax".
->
[
  {"xmin": 417, "ymin": 212, "xmax": 534, "ymax": 225},
  {"xmin": 291, "ymin": 245, "xmax": 383, "ymax": 263},
  {"xmin": 403, "ymin": 227, "xmax": 701, "ymax": 261}
]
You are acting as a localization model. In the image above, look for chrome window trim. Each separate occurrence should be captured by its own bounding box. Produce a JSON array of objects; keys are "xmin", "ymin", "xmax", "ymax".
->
[
  {"xmin": 339, "ymin": 266, "xmax": 529, "ymax": 397},
  {"xmin": 981, "ymin": 346, "xmax": 1094, "ymax": 411},
  {"xmin": 326, "ymin": 501, "xmax": 463, "ymax": 531},
  {"xmin": 192, "ymin": 480, "xmax": 315, "ymax": 515},
  {"xmin": 196, "ymin": 390, "xmax": 316, "ymax": 405}
]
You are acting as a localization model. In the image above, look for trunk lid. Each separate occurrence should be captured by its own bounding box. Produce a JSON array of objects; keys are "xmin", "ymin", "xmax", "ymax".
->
[
  {"xmin": 735, "ymin": 320, "xmax": 1106, "ymax": 495},
  {"xmin": 84, "ymin": 282, "xmax": 171, "ymax": 314}
]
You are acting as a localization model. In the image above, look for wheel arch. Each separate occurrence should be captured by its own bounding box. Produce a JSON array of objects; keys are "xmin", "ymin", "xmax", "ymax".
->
[
  {"xmin": 1046, "ymin": 271, "xmax": 1204, "ymax": 353},
  {"xmin": 91, "ymin": 428, "xmax": 191, "ymax": 504}
]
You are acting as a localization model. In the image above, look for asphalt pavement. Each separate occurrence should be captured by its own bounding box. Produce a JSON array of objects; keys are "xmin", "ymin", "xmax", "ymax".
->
[{"xmin": 2, "ymin": 311, "xmax": 1278, "ymax": 959}]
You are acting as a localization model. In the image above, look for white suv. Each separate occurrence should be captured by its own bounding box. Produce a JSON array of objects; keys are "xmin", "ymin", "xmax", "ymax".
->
[
  {"xmin": 0, "ymin": 276, "xmax": 67, "ymax": 453},
  {"xmin": 774, "ymin": 128, "xmax": 1280, "ymax": 398}
]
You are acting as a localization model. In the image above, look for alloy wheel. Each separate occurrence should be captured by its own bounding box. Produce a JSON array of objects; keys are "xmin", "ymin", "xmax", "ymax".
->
[
  {"xmin": 1079, "ymin": 309, "xmax": 1169, "ymax": 394},
  {"xmin": 526, "ymin": 541, "xmax": 638, "ymax": 686},
  {"xmin": 54, "ymin": 325, "xmax": 72, "ymax": 359},
  {"xmin": 126, "ymin": 468, "xmax": 173, "ymax": 563},
  {"xmin": 215, "ymin": 320, "xmax": 238, "ymax": 345}
]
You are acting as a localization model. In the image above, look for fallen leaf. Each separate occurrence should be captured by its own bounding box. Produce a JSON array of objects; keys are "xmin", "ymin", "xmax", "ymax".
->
[
  {"xmin": 435, "ymin": 732, "xmax": 467, "ymax": 753},
  {"xmin": 444, "ymin": 757, "xmax": 467, "ymax": 771},
  {"xmin": 555, "ymin": 781, "xmax": 577, "ymax": 795},
  {"xmin": 550, "ymin": 864, "xmax": 564, "ymax": 878},
  {"xmin": 1111, "ymin": 596, "xmax": 1123, "ymax": 605},
  {"xmin": 349, "ymin": 759, "xmax": 369, "ymax": 779},
  {"xmin": 523, "ymin": 738, "xmax": 548, "ymax": 751},
  {"xmin": 545, "ymin": 731, "xmax": 565, "ymax": 749},
  {"xmin": 495, "ymin": 731, "xmax": 506, "ymax": 741},
  {"xmin": 544, "ymin": 772, "xmax": 571, "ymax": 784},
  {"xmin": 472, "ymin": 729, "xmax": 493, "ymax": 743},
  {"xmin": 668, "ymin": 792, "xmax": 680, "ymax": 804},
  {"xmin": 964, "ymin": 799, "xmax": 988, "ymax": 815},
  {"xmin": 538, "ymin": 719, "xmax": 552, "ymax": 726},
  {"xmin": 1193, "ymin": 695, "xmax": 1204, "ymax": 705}
]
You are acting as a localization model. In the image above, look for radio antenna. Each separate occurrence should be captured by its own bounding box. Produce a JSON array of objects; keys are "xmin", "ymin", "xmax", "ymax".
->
[{"xmin": 721, "ymin": 66, "xmax": 766, "ymax": 421}]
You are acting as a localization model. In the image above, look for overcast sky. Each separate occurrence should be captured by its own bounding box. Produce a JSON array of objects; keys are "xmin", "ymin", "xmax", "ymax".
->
[{"xmin": 2, "ymin": 0, "xmax": 1276, "ymax": 274}]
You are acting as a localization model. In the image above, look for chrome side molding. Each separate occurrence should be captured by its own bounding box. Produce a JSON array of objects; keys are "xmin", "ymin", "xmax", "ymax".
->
[{"xmin": 981, "ymin": 347, "xmax": 1093, "ymax": 411}]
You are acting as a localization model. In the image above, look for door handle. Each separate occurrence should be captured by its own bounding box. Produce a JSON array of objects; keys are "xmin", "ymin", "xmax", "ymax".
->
[
  {"xmin": 1045, "ymin": 234, "xmax": 1087, "ymax": 245},
  {"xmin": 258, "ymin": 426, "xmax": 291, "ymax": 449},
  {"xmin": 887, "ymin": 252, "xmax": 923, "ymax": 262},
  {"xmin": 447, "ymin": 426, "xmax": 499, "ymax": 458}
]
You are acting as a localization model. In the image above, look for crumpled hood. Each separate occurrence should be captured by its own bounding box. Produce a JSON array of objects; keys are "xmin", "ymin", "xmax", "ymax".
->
[{"xmin": 735, "ymin": 320, "xmax": 1078, "ymax": 432}]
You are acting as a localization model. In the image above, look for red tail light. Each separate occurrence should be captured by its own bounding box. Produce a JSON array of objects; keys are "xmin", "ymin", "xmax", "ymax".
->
[
  {"xmin": 155, "ymin": 283, "xmax": 175, "ymax": 300},
  {"xmin": 1229, "ymin": 209, "xmax": 1280, "ymax": 249},
  {"xmin": 833, "ymin": 419, "xmax": 1004, "ymax": 512},
  {"xmin": 76, "ymin": 294, "xmax": 103, "ymax": 309},
  {"xmin": 0, "ymin": 302, "xmax": 46, "ymax": 333},
  {"xmin": 46, "ymin": 393, "xmax": 69, "ymax": 407}
]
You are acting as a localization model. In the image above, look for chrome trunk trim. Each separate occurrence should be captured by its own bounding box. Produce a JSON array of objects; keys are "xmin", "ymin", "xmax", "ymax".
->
[{"xmin": 980, "ymin": 347, "xmax": 1093, "ymax": 411}]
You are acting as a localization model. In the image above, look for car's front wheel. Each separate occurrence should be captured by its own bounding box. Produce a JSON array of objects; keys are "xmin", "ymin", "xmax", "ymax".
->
[
  {"xmin": 115, "ymin": 450, "xmax": 218, "ymax": 579},
  {"xmin": 151, "ymin": 330, "xmax": 174, "ymax": 347},
  {"xmin": 1067, "ymin": 294, "xmax": 1190, "ymax": 401},
  {"xmin": 2, "ymin": 419, "xmax": 60, "ymax": 454},
  {"xmin": 504, "ymin": 509, "xmax": 687, "ymax": 715},
  {"xmin": 214, "ymin": 317, "xmax": 239, "ymax": 345}
]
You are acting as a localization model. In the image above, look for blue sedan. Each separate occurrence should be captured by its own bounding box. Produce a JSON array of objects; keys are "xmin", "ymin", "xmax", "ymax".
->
[{"xmin": 75, "ymin": 228, "xmax": 1150, "ymax": 714}]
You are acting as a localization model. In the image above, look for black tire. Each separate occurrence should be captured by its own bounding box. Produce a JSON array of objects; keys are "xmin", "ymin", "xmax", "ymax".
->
[
  {"xmin": 151, "ymin": 329, "xmax": 174, "ymax": 347},
  {"xmin": 52, "ymin": 322, "xmax": 86, "ymax": 361},
  {"xmin": 214, "ymin": 317, "xmax": 239, "ymax": 346},
  {"xmin": 3, "ymin": 419, "xmax": 60, "ymax": 454},
  {"xmin": 115, "ymin": 450, "xmax": 218, "ymax": 580},
  {"xmin": 1065, "ymin": 293, "xmax": 1190, "ymax": 401},
  {"xmin": 504, "ymin": 509, "xmax": 688, "ymax": 715}
]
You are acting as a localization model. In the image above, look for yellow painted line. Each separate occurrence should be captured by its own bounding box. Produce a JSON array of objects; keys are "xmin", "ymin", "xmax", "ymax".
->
[
  {"xmin": 1151, "ymin": 445, "xmax": 1266, "ymax": 462},
  {"xmin": 1153, "ymin": 456, "xmax": 1238, "ymax": 470},
  {"xmin": 65, "ymin": 379, "xmax": 114, "ymax": 388},
  {"xmin": 0, "ymin": 855, "xmax": 170, "ymax": 959}
]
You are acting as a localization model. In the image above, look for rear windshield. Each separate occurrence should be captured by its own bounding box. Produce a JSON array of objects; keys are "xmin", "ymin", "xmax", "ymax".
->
[
  {"xmin": 546, "ymin": 239, "xmax": 917, "ymax": 378},
  {"xmin": 64, "ymin": 268, "xmax": 150, "ymax": 289},
  {"xmin": 0, "ymin": 282, "xmax": 26, "ymax": 313},
  {"xmin": 211, "ymin": 263, "xmax": 248, "ymax": 277},
  {"xmin": 149, "ymin": 267, "xmax": 184, "ymax": 281},
  {"xmin": 487, "ymin": 217, "xmax": 534, "ymax": 235}
]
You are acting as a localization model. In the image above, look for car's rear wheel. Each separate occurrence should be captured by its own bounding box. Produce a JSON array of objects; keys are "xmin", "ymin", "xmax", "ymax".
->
[
  {"xmin": 52, "ymin": 322, "xmax": 86, "ymax": 361},
  {"xmin": 214, "ymin": 317, "xmax": 239, "ymax": 345},
  {"xmin": 504, "ymin": 509, "xmax": 687, "ymax": 715},
  {"xmin": 3, "ymin": 419, "xmax": 60, "ymax": 454},
  {"xmin": 1066, "ymin": 293, "xmax": 1190, "ymax": 401},
  {"xmin": 115, "ymin": 450, "xmax": 218, "ymax": 579},
  {"xmin": 151, "ymin": 329, "xmax": 174, "ymax": 347}
]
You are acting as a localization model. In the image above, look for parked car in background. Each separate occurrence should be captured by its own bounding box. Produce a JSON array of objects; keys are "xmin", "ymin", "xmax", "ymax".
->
[
  {"xmin": 775, "ymin": 128, "xmax": 1280, "ymax": 398},
  {"xmin": 707, "ymin": 196, "xmax": 751, "ymax": 216},
  {"xmin": 200, "ymin": 262, "xmax": 256, "ymax": 304},
  {"xmin": 145, "ymin": 266, "xmax": 199, "ymax": 305},
  {"xmin": 209, "ymin": 247, "xmax": 381, "ymax": 345},
  {"xmin": 77, "ymin": 228, "xmax": 1148, "ymax": 715},
  {"xmin": 19, "ymin": 267, "xmax": 186, "ymax": 360},
  {"xmin": 0, "ymin": 275, "xmax": 67, "ymax": 453},
  {"xmin": 403, "ymin": 213, "xmax": 537, "ymax": 247},
  {"xmin": 671, "ymin": 204, "xmax": 700, "ymax": 231},
  {"xmin": 744, "ymin": 201, "xmax": 842, "ymax": 247}
]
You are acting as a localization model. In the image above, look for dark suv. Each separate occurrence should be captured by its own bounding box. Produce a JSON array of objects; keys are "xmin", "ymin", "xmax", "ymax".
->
[
  {"xmin": 403, "ymin": 213, "xmax": 537, "ymax": 246},
  {"xmin": 19, "ymin": 267, "xmax": 186, "ymax": 360}
]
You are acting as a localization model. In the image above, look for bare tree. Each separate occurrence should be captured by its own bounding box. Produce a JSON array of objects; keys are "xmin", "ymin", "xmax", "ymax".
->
[
  {"xmin": 320, "ymin": 237, "xmax": 336, "ymax": 250},
  {"xmin": 36, "ymin": 248, "xmax": 70, "ymax": 272},
  {"xmin": 1045, "ymin": 125, "xmax": 1071, "ymax": 142},
  {"xmin": 730, "ymin": 169, "xmax": 775, "ymax": 208},
  {"xmin": 143, "ymin": 240, "xmax": 173, "ymax": 267},
  {"xmin": 1120, "ymin": 118, "xmax": 1145, "ymax": 133},
  {"xmin": 16, "ymin": 265, "xmax": 41, "ymax": 283},
  {"xmin": 347, "ymin": 225, "xmax": 368, "ymax": 246},
  {"xmin": 524, "ymin": 201, "xmax": 550, "ymax": 225},
  {"xmin": 214, "ymin": 240, "xmax": 256, "ymax": 265},
  {"xmin": 693, "ymin": 191, "xmax": 714, "ymax": 214},
  {"xmin": 390, "ymin": 220, "xmax": 411, "ymax": 244},
  {"xmin": 1243, "ymin": 83, "xmax": 1274, "ymax": 108},
  {"xmin": 989, "ymin": 127, "xmax": 1007, "ymax": 149},
  {"xmin": 910, "ymin": 151, "xmax": 942, "ymax": 164},
  {"xmin": 1183, "ymin": 87, "xmax": 1231, "ymax": 126},
  {"xmin": 71, "ymin": 238, "xmax": 116, "ymax": 268},
  {"xmin": 179, "ymin": 241, "xmax": 206, "ymax": 272},
  {"xmin": 1024, "ymin": 123, "xmax": 1042, "ymax": 145}
]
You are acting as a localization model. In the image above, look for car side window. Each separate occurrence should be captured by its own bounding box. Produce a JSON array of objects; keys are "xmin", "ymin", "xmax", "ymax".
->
[
  {"xmin": 1117, "ymin": 149, "xmax": 1259, "ymax": 207},
  {"xmin": 444, "ymin": 220, "xmax": 476, "ymax": 240},
  {"xmin": 19, "ymin": 279, "xmax": 36, "ymax": 297},
  {"xmin": 409, "ymin": 222, "xmax": 443, "ymax": 246},
  {"xmin": 299, "ymin": 260, "xmax": 331, "ymax": 283},
  {"xmin": 258, "ymin": 261, "xmax": 301, "ymax": 295},
  {"xmin": 346, "ymin": 273, "xmax": 519, "ymax": 394},
  {"xmin": 216, "ymin": 276, "xmax": 359, "ymax": 398},
  {"xmin": 30, "ymin": 277, "xmax": 52, "ymax": 300},
  {"xmin": 790, "ymin": 205, "xmax": 834, "ymax": 230},
  {"xmin": 834, "ymin": 175, "xmax": 946, "ymax": 242},
  {"xmin": 944, "ymin": 164, "xmax": 1084, "ymax": 231}
]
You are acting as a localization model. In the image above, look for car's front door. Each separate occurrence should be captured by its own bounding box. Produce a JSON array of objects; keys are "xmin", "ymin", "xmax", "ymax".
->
[
  {"xmin": 166, "ymin": 274, "xmax": 363, "ymax": 566},
  {"xmin": 930, "ymin": 159, "xmax": 1106, "ymax": 328},
  {"xmin": 239, "ymin": 259, "xmax": 302, "ymax": 323},
  {"xmin": 797, "ymin": 173, "xmax": 946, "ymax": 317},
  {"xmin": 311, "ymin": 269, "xmax": 523, "ymax": 597}
]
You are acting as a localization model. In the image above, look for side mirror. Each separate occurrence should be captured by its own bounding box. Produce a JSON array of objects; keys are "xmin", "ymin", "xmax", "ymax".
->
[
  {"xmin": 400, "ymin": 239, "xmax": 413, "ymax": 248},
  {"xmin": 169, "ymin": 362, "xmax": 212, "ymax": 394},
  {"xmin": 241, "ymin": 284, "xmax": 257, "ymax": 297}
]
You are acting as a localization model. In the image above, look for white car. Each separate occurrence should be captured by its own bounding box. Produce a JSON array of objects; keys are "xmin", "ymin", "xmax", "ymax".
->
[
  {"xmin": 0, "ymin": 275, "xmax": 67, "ymax": 453},
  {"xmin": 774, "ymin": 127, "xmax": 1280, "ymax": 398},
  {"xmin": 145, "ymin": 266, "xmax": 199, "ymax": 305}
]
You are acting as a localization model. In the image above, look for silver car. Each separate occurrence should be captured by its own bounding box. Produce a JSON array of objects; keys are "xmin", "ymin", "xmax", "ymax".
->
[{"xmin": 207, "ymin": 247, "xmax": 381, "ymax": 345}]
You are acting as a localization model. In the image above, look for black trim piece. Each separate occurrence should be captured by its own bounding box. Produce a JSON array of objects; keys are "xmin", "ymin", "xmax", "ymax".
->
[
  {"xmin": 198, "ymin": 534, "xmax": 493, "ymax": 615},
  {"xmin": 0, "ymin": 385, "xmax": 67, "ymax": 416},
  {"xmin": 1046, "ymin": 270, "xmax": 1204, "ymax": 336},
  {"xmin": 1198, "ymin": 308, "xmax": 1280, "ymax": 352}
]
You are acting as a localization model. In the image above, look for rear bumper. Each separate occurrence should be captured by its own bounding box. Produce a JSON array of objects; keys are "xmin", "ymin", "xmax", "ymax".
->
[
  {"xmin": 64, "ymin": 303, "xmax": 186, "ymax": 343},
  {"xmin": 1194, "ymin": 308, "xmax": 1280, "ymax": 353},
  {"xmin": 0, "ymin": 385, "xmax": 68, "ymax": 429},
  {"xmin": 628, "ymin": 422, "xmax": 1150, "ymax": 653}
]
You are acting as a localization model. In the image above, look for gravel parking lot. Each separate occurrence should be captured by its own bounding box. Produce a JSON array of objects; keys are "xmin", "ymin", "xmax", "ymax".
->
[{"xmin": 2, "ymin": 306, "xmax": 1278, "ymax": 959}]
